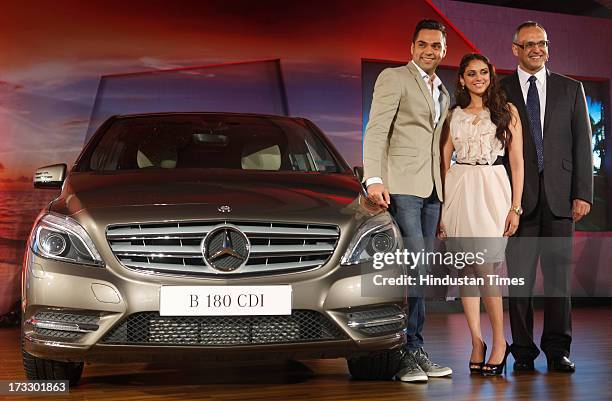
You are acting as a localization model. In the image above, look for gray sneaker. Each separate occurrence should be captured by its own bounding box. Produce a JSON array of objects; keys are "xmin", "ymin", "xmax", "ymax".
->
[
  {"xmin": 411, "ymin": 348, "xmax": 453, "ymax": 377},
  {"xmin": 395, "ymin": 351, "xmax": 428, "ymax": 382}
]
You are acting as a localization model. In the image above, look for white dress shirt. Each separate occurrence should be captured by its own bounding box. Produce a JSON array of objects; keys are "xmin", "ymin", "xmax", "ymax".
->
[
  {"xmin": 517, "ymin": 65, "xmax": 547, "ymax": 137},
  {"xmin": 411, "ymin": 60, "xmax": 443, "ymax": 125},
  {"xmin": 365, "ymin": 61, "xmax": 443, "ymax": 188}
]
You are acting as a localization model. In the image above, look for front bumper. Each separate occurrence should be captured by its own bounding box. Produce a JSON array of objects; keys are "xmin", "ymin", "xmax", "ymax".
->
[{"xmin": 22, "ymin": 251, "xmax": 406, "ymax": 363}]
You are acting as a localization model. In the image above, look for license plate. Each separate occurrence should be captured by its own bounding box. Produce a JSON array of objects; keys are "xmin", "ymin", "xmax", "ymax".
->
[{"xmin": 159, "ymin": 285, "xmax": 292, "ymax": 316}]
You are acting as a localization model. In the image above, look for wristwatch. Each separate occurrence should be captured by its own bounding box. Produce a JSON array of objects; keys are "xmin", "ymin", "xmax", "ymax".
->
[{"xmin": 510, "ymin": 205, "xmax": 523, "ymax": 216}]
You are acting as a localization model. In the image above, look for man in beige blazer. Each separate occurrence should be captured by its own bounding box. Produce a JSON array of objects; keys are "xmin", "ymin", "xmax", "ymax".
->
[{"xmin": 363, "ymin": 19, "xmax": 451, "ymax": 382}]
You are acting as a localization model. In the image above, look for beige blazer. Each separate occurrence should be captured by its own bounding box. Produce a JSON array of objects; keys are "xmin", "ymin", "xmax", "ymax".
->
[{"xmin": 363, "ymin": 62, "xmax": 450, "ymax": 201}]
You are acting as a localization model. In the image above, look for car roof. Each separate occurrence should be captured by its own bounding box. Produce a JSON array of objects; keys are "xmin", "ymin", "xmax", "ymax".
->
[{"xmin": 112, "ymin": 112, "xmax": 305, "ymax": 122}]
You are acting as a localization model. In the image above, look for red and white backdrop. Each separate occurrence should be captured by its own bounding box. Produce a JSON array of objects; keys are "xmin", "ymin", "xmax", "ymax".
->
[{"xmin": 0, "ymin": 0, "xmax": 610, "ymax": 315}]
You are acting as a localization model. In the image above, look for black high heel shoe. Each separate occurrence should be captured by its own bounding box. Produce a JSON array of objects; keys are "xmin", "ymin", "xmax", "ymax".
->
[
  {"xmin": 482, "ymin": 342, "xmax": 510, "ymax": 376},
  {"xmin": 469, "ymin": 342, "xmax": 487, "ymax": 374}
]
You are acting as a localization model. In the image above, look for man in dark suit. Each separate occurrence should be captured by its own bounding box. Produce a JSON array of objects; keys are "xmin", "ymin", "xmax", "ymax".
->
[{"xmin": 501, "ymin": 21, "xmax": 593, "ymax": 373}]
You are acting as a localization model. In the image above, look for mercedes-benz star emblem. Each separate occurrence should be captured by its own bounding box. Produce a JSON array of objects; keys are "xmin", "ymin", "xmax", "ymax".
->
[
  {"xmin": 201, "ymin": 225, "xmax": 250, "ymax": 272},
  {"xmin": 218, "ymin": 205, "xmax": 232, "ymax": 213}
]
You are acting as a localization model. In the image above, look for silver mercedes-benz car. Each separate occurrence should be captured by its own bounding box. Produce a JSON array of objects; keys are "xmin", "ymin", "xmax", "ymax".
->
[{"xmin": 21, "ymin": 112, "xmax": 406, "ymax": 385}]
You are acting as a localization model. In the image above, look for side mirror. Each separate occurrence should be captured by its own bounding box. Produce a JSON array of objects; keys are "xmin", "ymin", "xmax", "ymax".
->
[
  {"xmin": 353, "ymin": 166, "xmax": 364, "ymax": 182},
  {"xmin": 34, "ymin": 164, "xmax": 67, "ymax": 189}
]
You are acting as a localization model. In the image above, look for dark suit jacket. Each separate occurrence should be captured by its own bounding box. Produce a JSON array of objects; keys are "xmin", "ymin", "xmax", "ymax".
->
[{"xmin": 501, "ymin": 70, "xmax": 593, "ymax": 218}]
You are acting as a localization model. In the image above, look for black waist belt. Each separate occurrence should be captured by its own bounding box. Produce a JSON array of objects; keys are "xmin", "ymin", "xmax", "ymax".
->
[{"xmin": 456, "ymin": 155, "xmax": 504, "ymax": 166}]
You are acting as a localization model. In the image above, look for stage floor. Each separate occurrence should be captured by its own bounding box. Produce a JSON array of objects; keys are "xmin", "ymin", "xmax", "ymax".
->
[{"xmin": 1, "ymin": 307, "xmax": 611, "ymax": 401}]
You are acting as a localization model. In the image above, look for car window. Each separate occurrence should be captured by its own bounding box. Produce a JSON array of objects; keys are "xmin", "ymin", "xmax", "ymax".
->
[
  {"xmin": 84, "ymin": 115, "xmax": 342, "ymax": 173},
  {"xmin": 241, "ymin": 144, "xmax": 281, "ymax": 171}
]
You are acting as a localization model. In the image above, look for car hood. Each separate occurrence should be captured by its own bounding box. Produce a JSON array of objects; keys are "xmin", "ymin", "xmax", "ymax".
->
[{"xmin": 50, "ymin": 170, "xmax": 373, "ymax": 224}]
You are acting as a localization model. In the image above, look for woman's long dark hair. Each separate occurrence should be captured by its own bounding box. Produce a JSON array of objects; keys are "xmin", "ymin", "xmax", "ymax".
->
[{"xmin": 454, "ymin": 53, "xmax": 512, "ymax": 146}]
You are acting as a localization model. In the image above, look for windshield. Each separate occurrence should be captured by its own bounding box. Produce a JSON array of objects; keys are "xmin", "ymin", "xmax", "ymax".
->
[{"xmin": 79, "ymin": 114, "xmax": 344, "ymax": 173}]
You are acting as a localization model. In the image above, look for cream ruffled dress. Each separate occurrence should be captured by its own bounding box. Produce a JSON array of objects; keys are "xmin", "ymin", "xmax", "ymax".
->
[{"xmin": 441, "ymin": 107, "xmax": 512, "ymax": 260}]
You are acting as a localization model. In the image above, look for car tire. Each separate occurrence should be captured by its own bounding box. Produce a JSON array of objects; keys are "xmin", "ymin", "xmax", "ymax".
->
[
  {"xmin": 21, "ymin": 339, "xmax": 84, "ymax": 387},
  {"xmin": 347, "ymin": 348, "xmax": 403, "ymax": 380}
]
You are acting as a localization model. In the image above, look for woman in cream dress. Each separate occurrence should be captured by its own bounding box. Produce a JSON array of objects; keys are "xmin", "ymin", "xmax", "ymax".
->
[{"xmin": 439, "ymin": 54, "xmax": 524, "ymax": 375}]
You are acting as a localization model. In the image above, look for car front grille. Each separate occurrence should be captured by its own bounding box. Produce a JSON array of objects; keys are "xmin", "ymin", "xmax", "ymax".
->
[
  {"xmin": 100, "ymin": 310, "xmax": 347, "ymax": 346},
  {"xmin": 106, "ymin": 220, "xmax": 340, "ymax": 276}
]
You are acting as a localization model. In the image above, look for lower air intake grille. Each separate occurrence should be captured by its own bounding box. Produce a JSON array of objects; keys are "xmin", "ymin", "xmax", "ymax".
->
[{"xmin": 101, "ymin": 310, "xmax": 346, "ymax": 346}]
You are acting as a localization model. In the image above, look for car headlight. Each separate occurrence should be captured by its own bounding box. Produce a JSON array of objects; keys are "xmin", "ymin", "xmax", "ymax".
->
[
  {"xmin": 30, "ymin": 213, "xmax": 104, "ymax": 267},
  {"xmin": 341, "ymin": 213, "xmax": 402, "ymax": 265}
]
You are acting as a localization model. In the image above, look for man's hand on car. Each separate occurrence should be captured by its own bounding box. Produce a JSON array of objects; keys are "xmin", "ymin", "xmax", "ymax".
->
[{"xmin": 367, "ymin": 183, "xmax": 390, "ymax": 208}]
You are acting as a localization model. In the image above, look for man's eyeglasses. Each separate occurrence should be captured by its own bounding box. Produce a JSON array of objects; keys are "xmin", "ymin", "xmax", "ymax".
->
[{"xmin": 513, "ymin": 40, "xmax": 550, "ymax": 51}]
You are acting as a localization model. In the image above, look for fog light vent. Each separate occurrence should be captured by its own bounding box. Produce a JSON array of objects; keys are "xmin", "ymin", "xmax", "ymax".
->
[
  {"xmin": 27, "ymin": 311, "xmax": 100, "ymax": 338},
  {"xmin": 347, "ymin": 305, "xmax": 406, "ymax": 335}
]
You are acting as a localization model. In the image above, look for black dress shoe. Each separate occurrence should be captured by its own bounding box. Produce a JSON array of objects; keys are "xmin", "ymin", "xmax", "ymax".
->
[
  {"xmin": 513, "ymin": 361, "xmax": 535, "ymax": 372},
  {"xmin": 547, "ymin": 356, "xmax": 575, "ymax": 373}
]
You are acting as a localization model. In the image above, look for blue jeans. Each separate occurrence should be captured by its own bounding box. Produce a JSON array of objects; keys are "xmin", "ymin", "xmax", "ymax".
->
[{"xmin": 389, "ymin": 190, "xmax": 440, "ymax": 351}]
